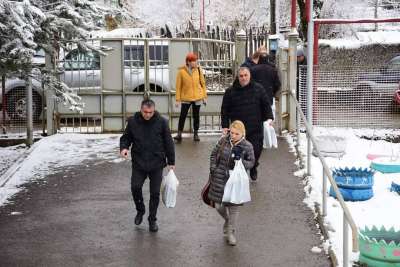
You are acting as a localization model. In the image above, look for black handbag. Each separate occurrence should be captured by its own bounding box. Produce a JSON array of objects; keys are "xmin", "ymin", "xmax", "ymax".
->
[{"xmin": 201, "ymin": 178, "xmax": 215, "ymax": 208}]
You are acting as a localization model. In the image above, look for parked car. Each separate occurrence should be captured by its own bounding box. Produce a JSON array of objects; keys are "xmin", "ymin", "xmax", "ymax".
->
[
  {"xmin": 60, "ymin": 42, "xmax": 170, "ymax": 92},
  {"xmin": 381, "ymin": 0, "xmax": 400, "ymax": 10},
  {"xmin": 354, "ymin": 55, "xmax": 400, "ymax": 107},
  {"xmin": 393, "ymin": 83, "xmax": 400, "ymax": 109},
  {"xmin": 0, "ymin": 41, "xmax": 170, "ymax": 121}
]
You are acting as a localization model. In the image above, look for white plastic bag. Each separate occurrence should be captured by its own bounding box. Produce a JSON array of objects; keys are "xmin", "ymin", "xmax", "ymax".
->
[
  {"xmin": 161, "ymin": 170, "xmax": 179, "ymax": 208},
  {"xmin": 263, "ymin": 122, "xmax": 278, "ymax": 149},
  {"xmin": 222, "ymin": 159, "xmax": 251, "ymax": 204}
]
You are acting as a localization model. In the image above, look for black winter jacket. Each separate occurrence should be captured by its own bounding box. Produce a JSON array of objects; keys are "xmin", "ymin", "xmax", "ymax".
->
[
  {"xmin": 250, "ymin": 63, "xmax": 281, "ymax": 104},
  {"xmin": 120, "ymin": 111, "xmax": 175, "ymax": 171},
  {"xmin": 241, "ymin": 57, "xmax": 257, "ymax": 69},
  {"xmin": 221, "ymin": 80, "xmax": 273, "ymax": 141},
  {"xmin": 208, "ymin": 136, "xmax": 255, "ymax": 203}
]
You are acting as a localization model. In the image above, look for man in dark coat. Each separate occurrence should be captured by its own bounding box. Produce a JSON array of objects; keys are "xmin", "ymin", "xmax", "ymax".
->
[
  {"xmin": 241, "ymin": 52, "xmax": 259, "ymax": 69},
  {"xmin": 250, "ymin": 55, "xmax": 281, "ymax": 105},
  {"xmin": 120, "ymin": 99, "xmax": 175, "ymax": 232},
  {"xmin": 221, "ymin": 67, "xmax": 274, "ymax": 180}
]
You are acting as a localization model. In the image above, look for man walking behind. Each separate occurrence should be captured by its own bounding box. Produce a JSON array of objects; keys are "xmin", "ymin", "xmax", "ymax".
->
[
  {"xmin": 221, "ymin": 67, "xmax": 273, "ymax": 181},
  {"xmin": 120, "ymin": 99, "xmax": 175, "ymax": 232},
  {"xmin": 250, "ymin": 53, "xmax": 281, "ymax": 105}
]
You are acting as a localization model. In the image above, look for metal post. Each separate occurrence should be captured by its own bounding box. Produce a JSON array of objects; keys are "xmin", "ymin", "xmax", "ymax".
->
[
  {"xmin": 270, "ymin": 0, "xmax": 276, "ymax": 34},
  {"xmin": 26, "ymin": 76, "xmax": 33, "ymax": 146},
  {"xmin": 374, "ymin": 0, "xmax": 379, "ymax": 31},
  {"xmin": 322, "ymin": 168, "xmax": 327, "ymax": 217},
  {"xmin": 200, "ymin": 0, "xmax": 205, "ymax": 32},
  {"xmin": 306, "ymin": 0, "xmax": 314, "ymax": 176},
  {"xmin": 276, "ymin": 48, "xmax": 286, "ymax": 134},
  {"xmin": 2, "ymin": 75, "xmax": 5, "ymax": 126},
  {"xmin": 144, "ymin": 39, "xmax": 150, "ymax": 96},
  {"xmin": 288, "ymin": 30, "xmax": 298, "ymax": 132},
  {"xmin": 234, "ymin": 30, "xmax": 247, "ymax": 75},
  {"xmin": 296, "ymin": 111, "xmax": 300, "ymax": 146},
  {"xmin": 291, "ymin": 0, "xmax": 297, "ymax": 29},
  {"xmin": 41, "ymin": 79, "xmax": 46, "ymax": 135},
  {"xmin": 45, "ymin": 51, "xmax": 56, "ymax": 135},
  {"xmin": 343, "ymin": 214, "xmax": 349, "ymax": 267}
]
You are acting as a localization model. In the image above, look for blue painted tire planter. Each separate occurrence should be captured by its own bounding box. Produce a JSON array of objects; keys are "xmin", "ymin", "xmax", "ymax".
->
[
  {"xmin": 371, "ymin": 158, "xmax": 400, "ymax": 173},
  {"xmin": 391, "ymin": 182, "xmax": 400, "ymax": 195},
  {"xmin": 329, "ymin": 187, "xmax": 374, "ymax": 201},
  {"xmin": 329, "ymin": 168, "xmax": 374, "ymax": 201}
]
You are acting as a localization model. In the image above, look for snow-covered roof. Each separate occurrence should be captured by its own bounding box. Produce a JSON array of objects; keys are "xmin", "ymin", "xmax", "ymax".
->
[
  {"xmin": 319, "ymin": 31, "xmax": 400, "ymax": 49},
  {"xmin": 89, "ymin": 28, "xmax": 147, "ymax": 39}
]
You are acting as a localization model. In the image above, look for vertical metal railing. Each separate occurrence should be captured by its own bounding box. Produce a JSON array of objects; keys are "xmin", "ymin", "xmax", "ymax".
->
[{"xmin": 289, "ymin": 89, "xmax": 359, "ymax": 266}]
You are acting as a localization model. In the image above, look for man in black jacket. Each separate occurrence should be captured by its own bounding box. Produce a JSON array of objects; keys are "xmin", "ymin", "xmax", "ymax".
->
[
  {"xmin": 221, "ymin": 67, "xmax": 274, "ymax": 181},
  {"xmin": 120, "ymin": 99, "xmax": 175, "ymax": 232},
  {"xmin": 250, "ymin": 55, "xmax": 281, "ymax": 105}
]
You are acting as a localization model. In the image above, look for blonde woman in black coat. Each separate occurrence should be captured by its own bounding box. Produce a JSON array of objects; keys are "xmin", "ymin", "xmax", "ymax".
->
[{"xmin": 208, "ymin": 120, "xmax": 255, "ymax": 246}]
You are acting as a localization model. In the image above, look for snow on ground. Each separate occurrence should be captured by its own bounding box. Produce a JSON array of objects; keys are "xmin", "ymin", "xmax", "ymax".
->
[
  {"xmin": 0, "ymin": 133, "xmax": 121, "ymax": 207},
  {"xmin": 293, "ymin": 127, "xmax": 400, "ymax": 266}
]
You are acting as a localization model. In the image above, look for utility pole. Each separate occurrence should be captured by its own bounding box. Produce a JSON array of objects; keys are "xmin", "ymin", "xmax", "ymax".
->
[
  {"xmin": 374, "ymin": 0, "xmax": 379, "ymax": 31},
  {"xmin": 200, "ymin": 0, "xmax": 206, "ymax": 31},
  {"xmin": 270, "ymin": 0, "xmax": 277, "ymax": 34}
]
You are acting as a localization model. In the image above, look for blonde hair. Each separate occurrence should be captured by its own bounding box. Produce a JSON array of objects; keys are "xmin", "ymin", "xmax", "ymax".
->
[{"xmin": 230, "ymin": 120, "xmax": 246, "ymax": 137}]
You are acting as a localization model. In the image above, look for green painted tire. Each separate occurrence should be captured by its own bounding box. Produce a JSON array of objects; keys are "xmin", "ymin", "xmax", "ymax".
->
[{"xmin": 359, "ymin": 226, "xmax": 400, "ymax": 266}]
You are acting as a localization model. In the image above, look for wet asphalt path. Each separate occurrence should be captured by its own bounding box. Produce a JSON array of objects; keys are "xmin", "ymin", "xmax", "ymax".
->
[{"xmin": 0, "ymin": 136, "xmax": 330, "ymax": 267}]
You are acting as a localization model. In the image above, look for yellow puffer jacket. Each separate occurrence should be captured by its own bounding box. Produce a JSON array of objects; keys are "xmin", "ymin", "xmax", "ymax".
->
[{"xmin": 175, "ymin": 66, "xmax": 207, "ymax": 102}]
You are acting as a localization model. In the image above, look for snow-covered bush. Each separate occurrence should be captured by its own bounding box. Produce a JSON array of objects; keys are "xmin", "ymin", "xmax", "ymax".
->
[{"xmin": 0, "ymin": 0, "xmax": 135, "ymax": 112}]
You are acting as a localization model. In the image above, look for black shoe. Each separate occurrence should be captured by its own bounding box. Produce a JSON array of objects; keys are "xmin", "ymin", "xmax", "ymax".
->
[
  {"xmin": 174, "ymin": 132, "xmax": 182, "ymax": 142},
  {"xmin": 134, "ymin": 213, "xmax": 144, "ymax": 225},
  {"xmin": 193, "ymin": 132, "xmax": 200, "ymax": 142},
  {"xmin": 250, "ymin": 168, "xmax": 258, "ymax": 181},
  {"xmin": 149, "ymin": 221, "xmax": 158, "ymax": 232}
]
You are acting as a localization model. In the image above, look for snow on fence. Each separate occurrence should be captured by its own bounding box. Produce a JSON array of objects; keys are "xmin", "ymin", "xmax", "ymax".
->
[{"xmin": 299, "ymin": 66, "xmax": 400, "ymax": 129}]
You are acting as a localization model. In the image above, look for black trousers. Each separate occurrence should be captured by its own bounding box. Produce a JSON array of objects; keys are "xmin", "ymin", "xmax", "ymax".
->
[
  {"xmin": 131, "ymin": 167, "xmax": 163, "ymax": 222},
  {"xmin": 178, "ymin": 102, "xmax": 201, "ymax": 132},
  {"xmin": 246, "ymin": 136, "xmax": 263, "ymax": 174}
]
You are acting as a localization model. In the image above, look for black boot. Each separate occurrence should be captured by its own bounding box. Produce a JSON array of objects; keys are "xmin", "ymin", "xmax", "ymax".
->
[
  {"xmin": 134, "ymin": 212, "xmax": 144, "ymax": 225},
  {"xmin": 149, "ymin": 220, "xmax": 159, "ymax": 232},
  {"xmin": 174, "ymin": 131, "xmax": 182, "ymax": 142},
  {"xmin": 193, "ymin": 131, "xmax": 200, "ymax": 142},
  {"xmin": 250, "ymin": 168, "xmax": 258, "ymax": 181}
]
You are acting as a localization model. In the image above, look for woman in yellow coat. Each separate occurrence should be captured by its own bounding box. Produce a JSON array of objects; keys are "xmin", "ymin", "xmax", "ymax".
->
[{"xmin": 174, "ymin": 52, "xmax": 207, "ymax": 142}]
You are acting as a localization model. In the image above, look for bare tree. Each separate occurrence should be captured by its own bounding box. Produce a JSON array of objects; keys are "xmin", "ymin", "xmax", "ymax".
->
[{"xmin": 297, "ymin": 0, "xmax": 324, "ymax": 40}]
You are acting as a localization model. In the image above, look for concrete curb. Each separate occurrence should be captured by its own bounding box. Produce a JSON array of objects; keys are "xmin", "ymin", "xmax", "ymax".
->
[
  {"xmin": 314, "ymin": 203, "xmax": 339, "ymax": 267},
  {"xmin": 0, "ymin": 147, "xmax": 34, "ymax": 188},
  {"xmin": 293, "ymin": 134, "xmax": 337, "ymax": 267}
]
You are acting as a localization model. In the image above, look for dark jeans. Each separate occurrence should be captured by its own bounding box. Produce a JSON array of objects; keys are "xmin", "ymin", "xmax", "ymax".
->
[
  {"xmin": 178, "ymin": 102, "xmax": 201, "ymax": 132},
  {"xmin": 131, "ymin": 167, "xmax": 163, "ymax": 222},
  {"xmin": 246, "ymin": 136, "xmax": 263, "ymax": 174}
]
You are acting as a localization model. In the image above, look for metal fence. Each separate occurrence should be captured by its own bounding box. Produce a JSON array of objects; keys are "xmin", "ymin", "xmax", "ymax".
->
[
  {"xmin": 0, "ymin": 29, "xmax": 264, "ymax": 139},
  {"xmin": 245, "ymin": 27, "xmax": 268, "ymax": 57},
  {"xmin": 1, "ymin": 75, "xmax": 44, "ymax": 139},
  {"xmin": 299, "ymin": 66, "xmax": 400, "ymax": 128}
]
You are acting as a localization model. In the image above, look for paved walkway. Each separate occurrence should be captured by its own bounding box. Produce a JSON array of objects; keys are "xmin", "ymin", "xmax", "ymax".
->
[{"xmin": 0, "ymin": 136, "xmax": 330, "ymax": 266}]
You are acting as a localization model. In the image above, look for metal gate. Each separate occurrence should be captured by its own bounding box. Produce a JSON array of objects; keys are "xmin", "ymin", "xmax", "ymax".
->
[{"xmin": 54, "ymin": 37, "xmax": 235, "ymax": 133}]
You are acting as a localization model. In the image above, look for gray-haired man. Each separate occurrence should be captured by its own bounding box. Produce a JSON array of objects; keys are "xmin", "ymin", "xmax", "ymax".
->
[{"xmin": 221, "ymin": 67, "xmax": 273, "ymax": 181}]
